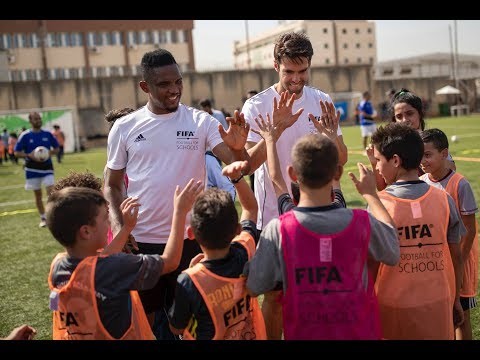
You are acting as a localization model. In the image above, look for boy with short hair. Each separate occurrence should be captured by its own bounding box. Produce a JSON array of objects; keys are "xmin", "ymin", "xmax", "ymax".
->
[
  {"xmin": 371, "ymin": 123, "xmax": 464, "ymax": 339},
  {"xmin": 244, "ymin": 133, "xmax": 399, "ymax": 340},
  {"xmin": 168, "ymin": 161, "xmax": 267, "ymax": 340},
  {"xmin": 419, "ymin": 128, "xmax": 478, "ymax": 340},
  {"xmin": 47, "ymin": 179, "xmax": 203, "ymax": 339}
]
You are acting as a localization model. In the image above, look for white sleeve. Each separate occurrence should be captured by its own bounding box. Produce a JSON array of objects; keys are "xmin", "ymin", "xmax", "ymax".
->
[{"xmin": 106, "ymin": 122, "xmax": 127, "ymax": 170}]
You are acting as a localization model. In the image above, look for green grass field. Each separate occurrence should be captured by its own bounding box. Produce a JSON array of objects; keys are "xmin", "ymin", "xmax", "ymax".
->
[{"xmin": 1, "ymin": 116, "xmax": 479, "ymax": 339}]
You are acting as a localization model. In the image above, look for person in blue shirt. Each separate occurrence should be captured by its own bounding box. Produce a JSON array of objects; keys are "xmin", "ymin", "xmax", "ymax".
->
[
  {"xmin": 205, "ymin": 151, "xmax": 236, "ymax": 201},
  {"xmin": 359, "ymin": 91, "xmax": 377, "ymax": 150},
  {"xmin": 14, "ymin": 111, "xmax": 59, "ymax": 228}
]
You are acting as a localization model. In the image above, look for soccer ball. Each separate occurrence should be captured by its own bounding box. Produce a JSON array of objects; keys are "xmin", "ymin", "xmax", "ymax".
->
[
  {"xmin": 33, "ymin": 146, "xmax": 50, "ymax": 162},
  {"xmin": 451, "ymin": 135, "xmax": 458, "ymax": 143}
]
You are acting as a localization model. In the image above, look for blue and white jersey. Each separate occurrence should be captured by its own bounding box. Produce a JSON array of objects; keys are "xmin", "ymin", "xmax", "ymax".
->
[
  {"xmin": 14, "ymin": 129, "xmax": 59, "ymax": 179},
  {"xmin": 359, "ymin": 100, "xmax": 375, "ymax": 126}
]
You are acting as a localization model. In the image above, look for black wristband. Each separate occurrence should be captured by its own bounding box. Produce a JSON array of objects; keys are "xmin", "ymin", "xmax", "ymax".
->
[{"xmin": 231, "ymin": 173, "xmax": 244, "ymax": 184}]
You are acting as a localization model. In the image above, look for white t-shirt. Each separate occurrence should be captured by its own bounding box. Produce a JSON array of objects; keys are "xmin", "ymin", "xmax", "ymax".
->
[
  {"xmin": 106, "ymin": 104, "xmax": 223, "ymax": 244},
  {"xmin": 242, "ymin": 85, "xmax": 343, "ymax": 230}
]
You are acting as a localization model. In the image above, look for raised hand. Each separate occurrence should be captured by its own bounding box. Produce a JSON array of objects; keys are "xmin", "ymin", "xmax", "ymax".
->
[
  {"xmin": 308, "ymin": 100, "xmax": 340, "ymax": 141},
  {"xmin": 365, "ymin": 144, "xmax": 376, "ymax": 165},
  {"xmin": 251, "ymin": 113, "xmax": 277, "ymax": 142},
  {"xmin": 189, "ymin": 253, "xmax": 205, "ymax": 268},
  {"xmin": 219, "ymin": 109, "xmax": 250, "ymax": 151},
  {"xmin": 222, "ymin": 160, "xmax": 249, "ymax": 180},
  {"xmin": 174, "ymin": 178, "xmax": 204, "ymax": 215},
  {"xmin": 272, "ymin": 91, "xmax": 304, "ymax": 133},
  {"xmin": 120, "ymin": 196, "xmax": 141, "ymax": 232},
  {"xmin": 348, "ymin": 162, "xmax": 377, "ymax": 197}
]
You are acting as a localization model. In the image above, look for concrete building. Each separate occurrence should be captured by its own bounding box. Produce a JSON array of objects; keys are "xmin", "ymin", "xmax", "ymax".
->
[
  {"xmin": 234, "ymin": 20, "xmax": 376, "ymax": 69},
  {"xmin": 374, "ymin": 53, "xmax": 480, "ymax": 116},
  {"xmin": 0, "ymin": 20, "xmax": 195, "ymax": 82}
]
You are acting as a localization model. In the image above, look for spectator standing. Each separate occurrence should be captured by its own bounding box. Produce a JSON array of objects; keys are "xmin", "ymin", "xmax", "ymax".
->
[
  {"xmin": 51, "ymin": 125, "xmax": 65, "ymax": 163},
  {"xmin": 14, "ymin": 112, "xmax": 59, "ymax": 228}
]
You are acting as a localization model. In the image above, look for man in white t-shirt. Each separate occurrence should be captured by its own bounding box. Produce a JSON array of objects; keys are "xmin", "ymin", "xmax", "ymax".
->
[
  {"xmin": 241, "ymin": 31, "xmax": 348, "ymax": 340},
  {"xmin": 104, "ymin": 48, "xmax": 250, "ymax": 339}
]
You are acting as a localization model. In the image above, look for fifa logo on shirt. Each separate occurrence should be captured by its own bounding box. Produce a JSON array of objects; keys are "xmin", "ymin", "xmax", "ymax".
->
[
  {"xmin": 397, "ymin": 224, "xmax": 433, "ymax": 240},
  {"xmin": 177, "ymin": 131, "xmax": 195, "ymax": 137},
  {"xmin": 58, "ymin": 311, "xmax": 79, "ymax": 326}
]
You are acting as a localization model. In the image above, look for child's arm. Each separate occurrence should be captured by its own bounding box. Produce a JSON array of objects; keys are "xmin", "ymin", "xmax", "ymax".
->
[
  {"xmin": 449, "ymin": 241, "xmax": 464, "ymax": 328},
  {"xmin": 348, "ymin": 162, "xmax": 395, "ymax": 228},
  {"xmin": 460, "ymin": 214, "xmax": 477, "ymax": 262},
  {"xmin": 250, "ymin": 113, "xmax": 289, "ymax": 199},
  {"xmin": 101, "ymin": 196, "xmax": 140, "ymax": 255},
  {"xmin": 222, "ymin": 160, "xmax": 257, "ymax": 223},
  {"xmin": 161, "ymin": 179, "xmax": 204, "ymax": 275}
]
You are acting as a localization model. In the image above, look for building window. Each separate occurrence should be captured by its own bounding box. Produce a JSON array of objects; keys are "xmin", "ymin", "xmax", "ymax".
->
[
  {"xmin": 112, "ymin": 31, "xmax": 121, "ymax": 45},
  {"xmin": 368, "ymin": 43, "xmax": 373, "ymax": 48},
  {"xmin": 87, "ymin": 32, "xmax": 95, "ymax": 47},
  {"xmin": 325, "ymin": 58, "xmax": 330, "ymax": 64},
  {"xmin": 357, "ymin": 57, "xmax": 362, "ymax": 63},
  {"xmin": 323, "ymin": 28, "xmax": 328, "ymax": 34},
  {"xmin": 171, "ymin": 30, "xmax": 178, "ymax": 44},
  {"xmin": 382, "ymin": 68, "xmax": 393, "ymax": 75},
  {"xmin": 138, "ymin": 31, "xmax": 147, "ymax": 44},
  {"xmin": 367, "ymin": 28, "xmax": 372, "ymax": 34},
  {"xmin": 342, "ymin": 29, "xmax": 347, "ymax": 34},
  {"xmin": 12, "ymin": 33, "xmax": 20, "ymax": 48},
  {"xmin": 369, "ymin": 57, "xmax": 374, "ymax": 64},
  {"xmin": 324, "ymin": 43, "xmax": 328, "ymax": 49},
  {"xmin": 344, "ymin": 58, "xmax": 349, "ymax": 64},
  {"xmin": 355, "ymin": 28, "xmax": 359, "ymax": 34},
  {"xmin": 2, "ymin": 34, "xmax": 12, "ymax": 49},
  {"xmin": 343, "ymin": 43, "xmax": 348, "ymax": 49},
  {"xmin": 179, "ymin": 30, "xmax": 186, "ymax": 43},
  {"xmin": 159, "ymin": 30, "xmax": 167, "ymax": 43},
  {"xmin": 400, "ymin": 67, "xmax": 412, "ymax": 74}
]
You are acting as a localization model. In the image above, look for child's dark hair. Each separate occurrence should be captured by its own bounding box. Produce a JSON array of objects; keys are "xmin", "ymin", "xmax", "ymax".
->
[
  {"xmin": 190, "ymin": 188, "xmax": 239, "ymax": 250},
  {"xmin": 105, "ymin": 107, "xmax": 135, "ymax": 129},
  {"xmin": 291, "ymin": 134, "xmax": 338, "ymax": 188},
  {"xmin": 141, "ymin": 48, "xmax": 177, "ymax": 82},
  {"xmin": 420, "ymin": 128, "xmax": 449, "ymax": 151},
  {"xmin": 371, "ymin": 122, "xmax": 424, "ymax": 170},
  {"xmin": 46, "ymin": 187, "xmax": 107, "ymax": 248},
  {"xmin": 390, "ymin": 88, "xmax": 425, "ymax": 130},
  {"xmin": 51, "ymin": 170, "xmax": 102, "ymax": 195}
]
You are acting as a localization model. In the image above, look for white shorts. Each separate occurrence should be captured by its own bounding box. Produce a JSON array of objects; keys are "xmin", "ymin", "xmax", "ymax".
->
[
  {"xmin": 361, "ymin": 124, "xmax": 377, "ymax": 137},
  {"xmin": 25, "ymin": 174, "xmax": 55, "ymax": 191}
]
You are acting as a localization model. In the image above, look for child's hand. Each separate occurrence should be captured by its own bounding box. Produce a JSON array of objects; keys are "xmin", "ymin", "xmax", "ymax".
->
[
  {"xmin": 174, "ymin": 179, "xmax": 204, "ymax": 215},
  {"xmin": 189, "ymin": 253, "xmax": 205, "ymax": 268},
  {"xmin": 120, "ymin": 197, "xmax": 140, "ymax": 232},
  {"xmin": 309, "ymin": 100, "xmax": 339, "ymax": 141},
  {"xmin": 365, "ymin": 144, "xmax": 376, "ymax": 166},
  {"xmin": 251, "ymin": 113, "xmax": 277, "ymax": 142},
  {"xmin": 348, "ymin": 162, "xmax": 377, "ymax": 197},
  {"xmin": 222, "ymin": 160, "xmax": 249, "ymax": 180}
]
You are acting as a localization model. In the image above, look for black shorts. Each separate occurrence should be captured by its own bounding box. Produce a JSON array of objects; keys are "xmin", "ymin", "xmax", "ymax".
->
[
  {"xmin": 460, "ymin": 296, "xmax": 478, "ymax": 311},
  {"xmin": 133, "ymin": 239, "xmax": 202, "ymax": 315}
]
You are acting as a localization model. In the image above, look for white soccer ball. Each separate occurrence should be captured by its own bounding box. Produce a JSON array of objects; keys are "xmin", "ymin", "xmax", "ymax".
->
[
  {"xmin": 33, "ymin": 146, "xmax": 50, "ymax": 162},
  {"xmin": 451, "ymin": 135, "xmax": 458, "ymax": 143}
]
